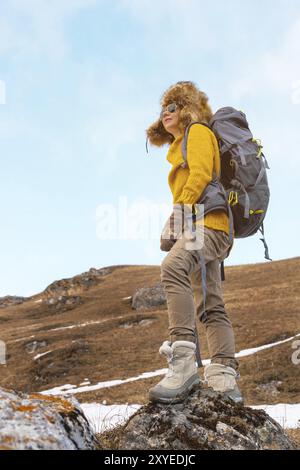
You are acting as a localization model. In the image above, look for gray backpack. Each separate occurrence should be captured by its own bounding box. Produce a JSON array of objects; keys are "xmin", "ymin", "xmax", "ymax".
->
[
  {"xmin": 171, "ymin": 107, "xmax": 271, "ymax": 368},
  {"xmin": 181, "ymin": 107, "xmax": 271, "ymax": 263}
]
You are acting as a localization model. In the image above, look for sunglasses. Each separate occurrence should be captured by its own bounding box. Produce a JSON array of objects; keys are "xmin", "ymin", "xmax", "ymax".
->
[{"xmin": 160, "ymin": 102, "xmax": 179, "ymax": 119}]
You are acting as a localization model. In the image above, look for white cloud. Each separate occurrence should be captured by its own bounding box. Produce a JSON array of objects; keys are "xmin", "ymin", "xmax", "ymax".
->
[
  {"xmin": 118, "ymin": 0, "xmax": 219, "ymax": 56},
  {"xmin": 0, "ymin": 0, "xmax": 97, "ymax": 60},
  {"xmin": 230, "ymin": 18, "xmax": 300, "ymax": 99},
  {"xmin": 224, "ymin": 17, "xmax": 300, "ymax": 181},
  {"xmin": 78, "ymin": 61, "xmax": 162, "ymax": 173},
  {"xmin": 119, "ymin": 0, "xmax": 192, "ymax": 24}
]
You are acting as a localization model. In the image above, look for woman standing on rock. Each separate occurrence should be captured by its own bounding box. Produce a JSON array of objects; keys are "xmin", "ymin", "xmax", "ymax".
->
[{"xmin": 146, "ymin": 81, "xmax": 243, "ymax": 404}]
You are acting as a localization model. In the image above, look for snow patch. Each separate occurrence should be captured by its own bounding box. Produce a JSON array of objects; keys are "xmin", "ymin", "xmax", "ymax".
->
[
  {"xmin": 33, "ymin": 350, "xmax": 52, "ymax": 361},
  {"xmin": 236, "ymin": 333, "xmax": 300, "ymax": 358},
  {"xmin": 251, "ymin": 403, "xmax": 300, "ymax": 429},
  {"xmin": 41, "ymin": 369, "xmax": 168, "ymax": 396},
  {"xmin": 79, "ymin": 381, "xmax": 91, "ymax": 386},
  {"xmin": 49, "ymin": 315, "xmax": 126, "ymax": 333},
  {"xmin": 80, "ymin": 403, "xmax": 141, "ymax": 434}
]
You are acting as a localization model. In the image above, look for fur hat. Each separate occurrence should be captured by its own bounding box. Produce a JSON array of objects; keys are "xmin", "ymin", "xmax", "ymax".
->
[{"xmin": 146, "ymin": 81, "xmax": 213, "ymax": 148}]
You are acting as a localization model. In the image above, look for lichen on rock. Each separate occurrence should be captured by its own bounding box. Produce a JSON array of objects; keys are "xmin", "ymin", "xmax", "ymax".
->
[
  {"xmin": 0, "ymin": 387, "xmax": 98, "ymax": 450},
  {"xmin": 117, "ymin": 385, "xmax": 296, "ymax": 450}
]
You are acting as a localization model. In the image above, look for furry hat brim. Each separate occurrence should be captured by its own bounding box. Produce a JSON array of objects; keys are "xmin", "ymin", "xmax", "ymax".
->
[
  {"xmin": 146, "ymin": 118, "xmax": 174, "ymax": 147},
  {"xmin": 146, "ymin": 81, "xmax": 212, "ymax": 148}
]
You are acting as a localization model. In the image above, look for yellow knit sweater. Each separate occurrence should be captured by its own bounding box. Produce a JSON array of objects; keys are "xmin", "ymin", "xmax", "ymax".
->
[{"xmin": 166, "ymin": 123, "xmax": 230, "ymax": 235}]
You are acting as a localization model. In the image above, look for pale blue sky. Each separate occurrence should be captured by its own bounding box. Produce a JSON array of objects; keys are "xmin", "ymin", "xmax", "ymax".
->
[{"xmin": 0, "ymin": 0, "xmax": 300, "ymax": 297}]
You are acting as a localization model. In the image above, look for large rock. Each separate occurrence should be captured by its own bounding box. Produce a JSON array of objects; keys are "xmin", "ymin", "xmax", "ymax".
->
[
  {"xmin": 132, "ymin": 282, "xmax": 166, "ymax": 310},
  {"xmin": 0, "ymin": 387, "xmax": 97, "ymax": 450},
  {"xmin": 118, "ymin": 385, "xmax": 296, "ymax": 450}
]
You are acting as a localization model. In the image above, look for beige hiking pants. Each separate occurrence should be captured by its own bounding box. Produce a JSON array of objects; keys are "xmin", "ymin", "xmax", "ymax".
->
[{"xmin": 160, "ymin": 223, "xmax": 239, "ymax": 370}]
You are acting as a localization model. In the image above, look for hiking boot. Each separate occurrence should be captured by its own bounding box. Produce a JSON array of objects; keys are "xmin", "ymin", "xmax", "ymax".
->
[
  {"xmin": 204, "ymin": 363, "xmax": 244, "ymax": 405},
  {"xmin": 148, "ymin": 340, "xmax": 200, "ymax": 404}
]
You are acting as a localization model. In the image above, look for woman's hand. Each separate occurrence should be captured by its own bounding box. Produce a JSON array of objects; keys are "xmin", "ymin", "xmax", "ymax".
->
[
  {"xmin": 160, "ymin": 210, "xmax": 178, "ymax": 252},
  {"xmin": 160, "ymin": 204, "xmax": 194, "ymax": 251}
]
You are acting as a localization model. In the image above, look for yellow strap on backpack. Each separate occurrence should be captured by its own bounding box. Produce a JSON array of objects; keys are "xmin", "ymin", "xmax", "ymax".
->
[
  {"xmin": 252, "ymin": 138, "xmax": 263, "ymax": 159},
  {"xmin": 249, "ymin": 209, "xmax": 264, "ymax": 215},
  {"xmin": 228, "ymin": 191, "xmax": 238, "ymax": 206}
]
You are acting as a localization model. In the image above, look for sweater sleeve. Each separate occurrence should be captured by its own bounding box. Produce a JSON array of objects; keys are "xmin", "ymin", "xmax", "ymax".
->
[{"xmin": 176, "ymin": 124, "xmax": 214, "ymax": 205}]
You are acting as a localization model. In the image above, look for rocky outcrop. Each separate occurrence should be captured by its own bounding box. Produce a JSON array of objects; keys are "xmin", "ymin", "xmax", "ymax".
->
[
  {"xmin": 132, "ymin": 282, "xmax": 166, "ymax": 310},
  {"xmin": 0, "ymin": 296, "xmax": 28, "ymax": 309},
  {"xmin": 0, "ymin": 387, "xmax": 97, "ymax": 450},
  {"xmin": 43, "ymin": 295, "xmax": 83, "ymax": 312},
  {"xmin": 42, "ymin": 265, "xmax": 129, "ymax": 300},
  {"xmin": 0, "ymin": 266, "xmax": 130, "ymax": 311},
  {"xmin": 118, "ymin": 385, "xmax": 296, "ymax": 450}
]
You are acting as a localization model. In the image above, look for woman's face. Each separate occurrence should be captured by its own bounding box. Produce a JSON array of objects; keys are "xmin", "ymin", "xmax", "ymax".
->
[{"xmin": 161, "ymin": 103, "xmax": 181, "ymax": 138}]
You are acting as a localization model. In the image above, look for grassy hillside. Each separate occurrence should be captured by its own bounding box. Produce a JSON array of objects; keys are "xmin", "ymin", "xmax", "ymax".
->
[{"xmin": 0, "ymin": 257, "xmax": 299, "ymax": 407}]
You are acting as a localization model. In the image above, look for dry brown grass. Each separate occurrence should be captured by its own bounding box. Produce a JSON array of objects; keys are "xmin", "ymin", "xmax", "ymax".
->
[
  {"xmin": 96, "ymin": 424, "xmax": 126, "ymax": 450},
  {"xmin": 285, "ymin": 429, "xmax": 300, "ymax": 449},
  {"xmin": 0, "ymin": 258, "xmax": 299, "ymax": 411}
]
